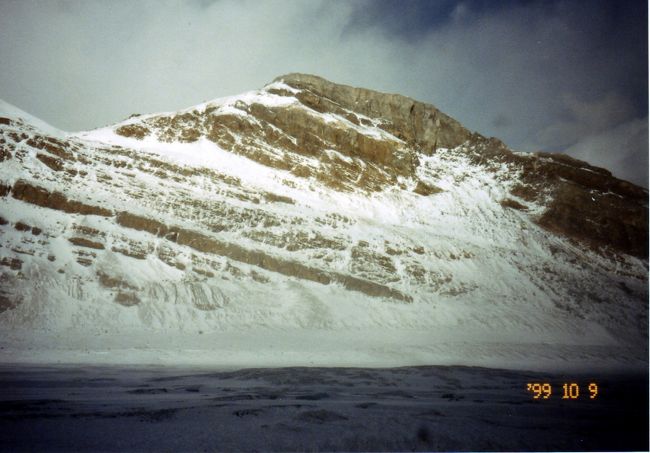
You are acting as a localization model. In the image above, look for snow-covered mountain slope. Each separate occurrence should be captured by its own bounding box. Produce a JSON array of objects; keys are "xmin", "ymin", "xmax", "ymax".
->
[{"xmin": 0, "ymin": 73, "xmax": 647, "ymax": 370}]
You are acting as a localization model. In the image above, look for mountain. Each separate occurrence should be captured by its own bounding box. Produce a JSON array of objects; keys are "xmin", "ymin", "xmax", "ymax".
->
[{"xmin": 0, "ymin": 74, "xmax": 647, "ymax": 370}]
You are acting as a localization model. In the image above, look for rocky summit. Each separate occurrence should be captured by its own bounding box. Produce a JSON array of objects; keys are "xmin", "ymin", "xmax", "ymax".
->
[{"xmin": 0, "ymin": 74, "xmax": 647, "ymax": 369}]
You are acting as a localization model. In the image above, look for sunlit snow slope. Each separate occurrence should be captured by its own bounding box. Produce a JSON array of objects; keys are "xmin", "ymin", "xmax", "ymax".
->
[{"xmin": 0, "ymin": 74, "xmax": 647, "ymax": 370}]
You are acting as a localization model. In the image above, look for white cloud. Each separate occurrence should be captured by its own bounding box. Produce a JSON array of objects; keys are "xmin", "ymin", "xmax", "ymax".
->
[
  {"xmin": 0, "ymin": 0, "xmax": 645, "ymax": 185},
  {"xmin": 565, "ymin": 117, "xmax": 648, "ymax": 187}
]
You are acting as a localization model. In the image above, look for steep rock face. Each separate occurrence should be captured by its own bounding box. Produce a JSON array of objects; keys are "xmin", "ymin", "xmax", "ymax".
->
[
  {"xmin": 109, "ymin": 73, "xmax": 474, "ymax": 193},
  {"xmin": 111, "ymin": 73, "xmax": 648, "ymax": 259},
  {"xmin": 113, "ymin": 80, "xmax": 413, "ymax": 193},
  {"xmin": 0, "ymin": 77, "xmax": 647, "ymax": 366},
  {"xmin": 464, "ymin": 136, "xmax": 648, "ymax": 258},
  {"xmin": 273, "ymin": 73, "xmax": 472, "ymax": 153}
]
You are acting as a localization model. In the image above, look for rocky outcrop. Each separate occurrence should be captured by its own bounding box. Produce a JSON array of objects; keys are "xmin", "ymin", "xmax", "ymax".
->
[
  {"xmin": 9, "ymin": 180, "xmax": 113, "ymax": 217},
  {"xmin": 273, "ymin": 73, "xmax": 473, "ymax": 153},
  {"xmin": 0, "ymin": 72, "xmax": 646, "ymax": 340},
  {"xmin": 107, "ymin": 73, "xmax": 648, "ymax": 258},
  {"xmin": 413, "ymin": 180, "xmax": 443, "ymax": 196},
  {"xmin": 246, "ymin": 100, "xmax": 413, "ymax": 174},
  {"xmin": 115, "ymin": 104, "xmax": 407, "ymax": 193},
  {"xmin": 115, "ymin": 212, "xmax": 412, "ymax": 302},
  {"xmin": 113, "ymin": 73, "xmax": 475, "ymax": 193},
  {"xmin": 68, "ymin": 237, "xmax": 105, "ymax": 250},
  {"xmin": 538, "ymin": 182, "xmax": 648, "ymax": 258},
  {"xmin": 464, "ymin": 136, "xmax": 648, "ymax": 258}
]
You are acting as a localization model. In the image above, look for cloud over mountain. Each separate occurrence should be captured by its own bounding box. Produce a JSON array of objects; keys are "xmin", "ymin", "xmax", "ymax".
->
[{"xmin": 0, "ymin": 0, "xmax": 646, "ymax": 185}]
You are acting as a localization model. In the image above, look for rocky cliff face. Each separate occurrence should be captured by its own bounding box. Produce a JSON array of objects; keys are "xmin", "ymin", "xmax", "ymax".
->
[
  {"xmin": 0, "ymin": 75, "xmax": 646, "ymax": 368},
  {"xmin": 110, "ymin": 73, "xmax": 649, "ymax": 258}
]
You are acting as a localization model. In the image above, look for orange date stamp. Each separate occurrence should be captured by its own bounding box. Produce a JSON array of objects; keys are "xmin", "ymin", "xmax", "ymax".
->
[{"xmin": 526, "ymin": 382, "xmax": 599, "ymax": 399}]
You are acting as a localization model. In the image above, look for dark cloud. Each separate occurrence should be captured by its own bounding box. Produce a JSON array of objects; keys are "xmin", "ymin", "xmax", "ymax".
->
[
  {"xmin": 344, "ymin": 0, "xmax": 541, "ymax": 41},
  {"xmin": 565, "ymin": 117, "xmax": 648, "ymax": 187},
  {"xmin": 491, "ymin": 114, "xmax": 511, "ymax": 130},
  {"xmin": 0, "ymin": 0, "xmax": 646, "ymax": 186},
  {"xmin": 347, "ymin": 0, "xmax": 648, "ymax": 185}
]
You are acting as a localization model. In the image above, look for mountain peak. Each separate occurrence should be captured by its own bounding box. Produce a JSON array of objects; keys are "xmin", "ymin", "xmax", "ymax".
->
[
  {"xmin": 74, "ymin": 73, "xmax": 647, "ymax": 258},
  {"xmin": 0, "ymin": 75, "xmax": 647, "ymax": 369},
  {"xmin": 271, "ymin": 73, "xmax": 473, "ymax": 153}
]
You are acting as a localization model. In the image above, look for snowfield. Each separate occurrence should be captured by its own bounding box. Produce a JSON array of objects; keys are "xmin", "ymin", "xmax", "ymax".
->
[
  {"xmin": 0, "ymin": 364, "xmax": 647, "ymax": 451},
  {"xmin": 0, "ymin": 79, "xmax": 647, "ymax": 374}
]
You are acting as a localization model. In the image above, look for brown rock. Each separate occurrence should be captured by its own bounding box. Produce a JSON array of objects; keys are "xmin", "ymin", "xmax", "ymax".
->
[
  {"xmin": 465, "ymin": 135, "xmax": 648, "ymax": 258},
  {"xmin": 337, "ymin": 274, "xmax": 411, "ymax": 302},
  {"xmin": 14, "ymin": 221, "xmax": 31, "ymax": 231},
  {"xmin": 0, "ymin": 294, "xmax": 21, "ymax": 312},
  {"xmin": 0, "ymin": 257, "xmax": 22, "ymax": 270},
  {"xmin": 36, "ymin": 153, "xmax": 64, "ymax": 171},
  {"xmin": 115, "ymin": 124, "xmax": 150, "ymax": 139},
  {"xmin": 11, "ymin": 180, "xmax": 112, "ymax": 217},
  {"xmin": 413, "ymin": 181, "xmax": 443, "ymax": 196},
  {"xmin": 274, "ymin": 73, "xmax": 472, "ymax": 153},
  {"xmin": 115, "ymin": 291, "xmax": 140, "ymax": 306},
  {"xmin": 68, "ymin": 237, "xmax": 105, "ymax": 249},
  {"xmin": 537, "ymin": 182, "xmax": 648, "ymax": 258},
  {"xmin": 115, "ymin": 211, "xmax": 410, "ymax": 301},
  {"xmin": 263, "ymin": 192, "xmax": 294, "ymax": 204},
  {"xmin": 500, "ymin": 198, "xmax": 528, "ymax": 210},
  {"xmin": 0, "ymin": 146, "xmax": 11, "ymax": 162},
  {"xmin": 98, "ymin": 271, "xmax": 137, "ymax": 290},
  {"xmin": 26, "ymin": 137, "xmax": 75, "ymax": 160}
]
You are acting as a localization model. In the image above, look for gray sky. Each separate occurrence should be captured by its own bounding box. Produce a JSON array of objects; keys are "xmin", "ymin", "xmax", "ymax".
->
[{"xmin": 0, "ymin": 0, "xmax": 647, "ymax": 186}]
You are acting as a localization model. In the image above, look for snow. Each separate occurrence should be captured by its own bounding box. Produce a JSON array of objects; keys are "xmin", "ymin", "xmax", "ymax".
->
[
  {"xmin": 0, "ymin": 364, "xmax": 646, "ymax": 451},
  {"xmin": 1, "ymin": 165, "xmax": 643, "ymax": 373},
  {"xmin": 1, "ymin": 326, "xmax": 638, "ymax": 372},
  {"xmin": 72, "ymin": 86, "xmax": 299, "ymax": 137},
  {"xmin": 1, "ymin": 92, "xmax": 647, "ymax": 377},
  {"xmin": 263, "ymin": 80, "xmax": 301, "ymax": 94}
]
